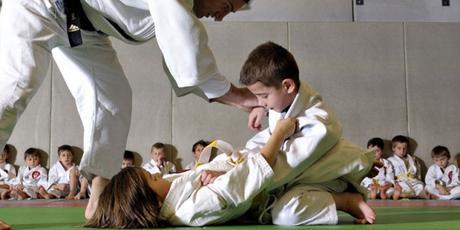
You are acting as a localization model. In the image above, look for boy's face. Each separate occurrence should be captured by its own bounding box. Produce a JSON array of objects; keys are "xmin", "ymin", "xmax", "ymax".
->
[
  {"xmin": 152, "ymin": 148, "xmax": 166, "ymax": 163},
  {"xmin": 25, "ymin": 154, "xmax": 40, "ymax": 168},
  {"xmin": 247, "ymin": 80, "xmax": 296, "ymax": 113},
  {"xmin": 58, "ymin": 150, "xmax": 74, "ymax": 167},
  {"xmin": 193, "ymin": 0, "xmax": 247, "ymax": 21},
  {"xmin": 193, "ymin": 144, "xmax": 205, "ymax": 160},
  {"xmin": 392, "ymin": 142, "xmax": 408, "ymax": 158},
  {"xmin": 122, "ymin": 159, "xmax": 134, "ymax": 169},
  {"xmin": 368, "ymin": 145, "xmax": 383, "ymax": 160},
  {"xmin": 0, "ymin": 150, "xmax": 7, "ymax": 163},
  {"xmin": 433, "ymin": 156, "xmax": 449, "ymax": 169}
]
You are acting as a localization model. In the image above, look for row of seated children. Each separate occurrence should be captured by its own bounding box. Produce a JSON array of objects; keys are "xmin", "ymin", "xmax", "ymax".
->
[
  {"xmin": 361, "ymin": 135, "xmax": 460, "ymax": 200},
  {"xmin": 0, "ymin": 145, "xmax": 87, "ymax": 200},
  {"xmin": 0, "ymin": 139, "xmax": 210, "ymax": 200}
]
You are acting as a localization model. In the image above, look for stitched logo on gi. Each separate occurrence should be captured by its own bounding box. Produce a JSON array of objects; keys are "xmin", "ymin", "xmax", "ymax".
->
[
  {"xmin": 53, "ymin": 0, "xmax": 65, "ymax": 14},
  {"xmin": 32, "ymin": 171, "xmax": 41, "ymax": 180}
]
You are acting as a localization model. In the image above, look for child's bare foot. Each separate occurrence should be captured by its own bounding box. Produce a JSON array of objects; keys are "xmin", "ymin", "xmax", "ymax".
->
[
  {"xmin": 393, "ymin": 183, "xmax": 401, "ymax": 200},
  {"xmin": 0, "ymin": 219, "xmax": 11, "ymax": 230},
  {"xmin": 332, "ymin": 192, "xmax": 376, "ymax": 224},
  {"xmin": 85, "ymin": 176, "xmax": 109, "ymax": 220}
]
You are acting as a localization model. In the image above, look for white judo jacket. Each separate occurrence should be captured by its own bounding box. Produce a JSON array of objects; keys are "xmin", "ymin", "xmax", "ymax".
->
[
  {"xmin": 0, "ymin": 162, "xmax": 16, "ymax": 183},
  {"xmin": 143, "ymin": 159, "xmax": 176, "ymax": 176},
  {"xmin": 159, "ymin": 153, "xmax": 274, "ymax": 226},
  {"xmin": 46, "ymin": 161, "xmax": 77, "ymax": 190},
  {"xmin": 245, "ymin": 81, "xmax": 373, "ymax": 192},
  {"xmin": 361, "ymin": 158, "xmax": 395, "ymax": 188},
  {"xmin": 9, "ymin": 165, "xmax": 48, "ymax": 198},
  {"xmin": 425, "ymin": 164, "xmax": 460, "ymax": 199}
]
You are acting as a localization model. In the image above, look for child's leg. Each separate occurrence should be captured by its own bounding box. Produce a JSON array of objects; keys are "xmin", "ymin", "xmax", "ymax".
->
[
  {"xmin": 0, "ymin": 190, "xmax": 10, "ymax": 200},
  {"xmin": 369, "ymin": 185, "xmax": 377, "ymax": 200},
  {"xmin": 15, "ymin": 189, "xmax": 29, "ymax": 200},
  {"xmin": 67, "ymin": 168, "xmax": 78, "ymax": 199},
  {"xmin": 75, "ymin": 177, "xmax": 88, "ymax": 200},
  {"xmin": 85, "ymin": 176, "xmax": 109, "ymax": 219},
  {"xmin": 393, "ymin": 183, "xmax": 401, "ymax": 200},
  {"xmin": 271, "ymin": 184, "xmax": 340, "ymax": 225},
  {"xmin": 38, "ymin": 187, "xmax": 51, "ymax": 199}
]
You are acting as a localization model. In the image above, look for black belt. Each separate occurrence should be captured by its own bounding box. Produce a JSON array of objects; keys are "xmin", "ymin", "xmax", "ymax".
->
[{"xmin": 63, "ymin": 0, "xmax": 95, "ymax": 47}]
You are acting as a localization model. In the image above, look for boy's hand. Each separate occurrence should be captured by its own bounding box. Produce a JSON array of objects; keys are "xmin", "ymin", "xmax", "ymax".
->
[
  {"xmin": 248, "ymin": 107, "xmax": 266, "ymax": 131},
  {"xmin": 200, "ymin": 170, "xmax": 225, "ymax": 186}
]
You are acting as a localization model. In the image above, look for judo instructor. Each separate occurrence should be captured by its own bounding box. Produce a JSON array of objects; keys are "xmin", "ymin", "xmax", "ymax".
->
[{"xmin": 0, "ymin": 0, "xmax": 254, "ymax": 220}]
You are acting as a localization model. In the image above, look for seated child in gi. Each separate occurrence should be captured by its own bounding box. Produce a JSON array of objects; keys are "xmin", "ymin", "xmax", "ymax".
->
[
  {"xmin": 143, "ymin": 142, "xmax": 176, "ymax": 175},
  {"xmin": 361, "ymin": 137, "xmax": 397, "ymax": 200},
  {"xmin": 122, "ymin": 151, "xmax": 135, "ymax": 168},
  {"xmin": 1, "ymin": 148, "xmax": 47, "ymax": 200},
  {"xmin": 387, "ymin": 135, "xmax": 427, "ymax": 199},
  {"xmin": 184, "ymin": 140, "xmax": 208, "ymax": 170},
  {"xmin": 0, "ymin": 144, "xmax": 16, "ymax": 196},
  {"xmin": 424, "ymin": 145, "xmax": 460, "ymax": 200},
  {"xmin": 40, "ymin": 145, "xmax": 79, "ymax": 199}
]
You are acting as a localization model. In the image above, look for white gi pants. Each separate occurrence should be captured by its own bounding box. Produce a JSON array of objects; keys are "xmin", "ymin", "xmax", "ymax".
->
[{"xmin": 0, "ymin": 0, "xmax": 131, "ymax": 179}]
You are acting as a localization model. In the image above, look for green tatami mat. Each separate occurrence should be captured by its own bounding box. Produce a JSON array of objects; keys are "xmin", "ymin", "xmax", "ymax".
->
[{"xmin": 0, "ymin": 206, "xmax": 460, "ymax": 230}]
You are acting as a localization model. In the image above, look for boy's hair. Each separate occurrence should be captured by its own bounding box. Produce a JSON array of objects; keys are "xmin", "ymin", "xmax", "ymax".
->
[
  {"xmin": 3, "ymin": 144, "xmax": 11, "ymax": 155},
  {"xmin": 24, "ymin": 148, "xmax": 40, "ymax": 160},
  {"xmin": 431, "ymin": 145, "xmax": 450, "ymax": 159},
  {"xmin": 57, "ymin": 145, "xmax": 74, "ymax": 156},
  {"xmin": 85, "ymin": 167, "xmax": 161, "ymax": 228},
  {"xmin": 240, "ymin": 41, "xmax": 300, "ymax": 89},
  {"xmin": 455, "ymin": 153, "xmax": 460, "ymax": 160},
  {"xmin": 192, "ymin": 140, "xmax": 208, "ymax": 152},
  {"xmin": 391, "ymin": 135, "xmax": 409, "ymax": 148},
  {"xmin": 124, "ymin": 150, "xmax": 135, "ymax": 161},
  {"xmin": 151, "ymin": 142, "xmax": 165, "ymax": 152},
  {"xmin": 367, "ymin": 137, "xmax": 384, "ymax": 150}
]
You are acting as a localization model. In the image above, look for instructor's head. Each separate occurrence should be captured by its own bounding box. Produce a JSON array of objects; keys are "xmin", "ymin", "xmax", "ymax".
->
[{"xmin": 193, "ymin": 0, "xmax": 249, "ymax": 21}]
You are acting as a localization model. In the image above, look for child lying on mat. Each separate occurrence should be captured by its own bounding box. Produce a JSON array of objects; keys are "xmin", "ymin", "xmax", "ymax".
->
[{"xmin": 85, "ymin": 118, "xmax": 376, "ymax": 228}]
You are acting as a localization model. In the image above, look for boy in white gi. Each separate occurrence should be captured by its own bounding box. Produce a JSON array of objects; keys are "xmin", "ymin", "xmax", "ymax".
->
[
  {"xmin": 143, "ymin": 142, "xmax": 176, "ymax": 175},
  {"xmin": 184, "ymin": 140, "xmax": 209, "ymax": 170},
  {"xmin": 0, "ymin": 0, "xmax": 257, "ymax": 219},
  {"xmin": 237, "ymin": 41, "xmax": 376, "ymax": 225},
  {"xmin": 387, "ymin": 135, "xmax": 428, "ymax": 199},
  {"xmin": 41, "ymin": 145, "xmax": 79, "ymax": 199},
  {"xmin": 0, "ymin": 144, "xmax": 16, "ymax": 195},
  {"xmin": 1, "ymin": 148, "xmax": 48, "ymax": 200},
  {"xmin": 425, "ymin": 145, "xmax": 460, "ymax": 200},
  {"xmin": 360, "ymin": 137, "xmax": 397, "ymax": 200}
]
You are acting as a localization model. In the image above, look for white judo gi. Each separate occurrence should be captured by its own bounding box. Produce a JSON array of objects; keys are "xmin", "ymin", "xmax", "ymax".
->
[
  {"xmin": 142, "ymin": 159, "xmax": 176, "ymax": 176},
  {"xmin": 425, "ymin": 164, "xmax": 460, "ymax": 200},
  {"xmin": 0, "ymin": 161, "xmax": 16, "ymax": 193},
  {"xmin": 46, "ymin": 161, "xmax": 77, "ymax": 197},
  {"xmin": 9, "ymin": 165, "xmax": 48, "ymax": 198},
  {"xmin": 199, "ymin": 82, "xmax": 374, "ymax": 225},
  {"xmin": 387, "ymin": 154, "xmax": 425, "ymax": 198},
  {"xmin": 0, "ymin": 162, "xmax": 16, "ymax": 183},
  {"xmin": 159, "ymin": 152, "xmax": 274, "ymax": 226},
  {"xmin": 0, "ymin": 0, "xmax": 230, "ymax": 180},
  {"xmin": 360, "ymin": 158, "xmax": 395, "ymax": 197}
]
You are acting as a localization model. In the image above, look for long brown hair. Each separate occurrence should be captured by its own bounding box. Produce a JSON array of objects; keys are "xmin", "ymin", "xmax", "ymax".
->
[{"xmin": 85, "ymin": 167, "xmax": 162, "ymax": 228}]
